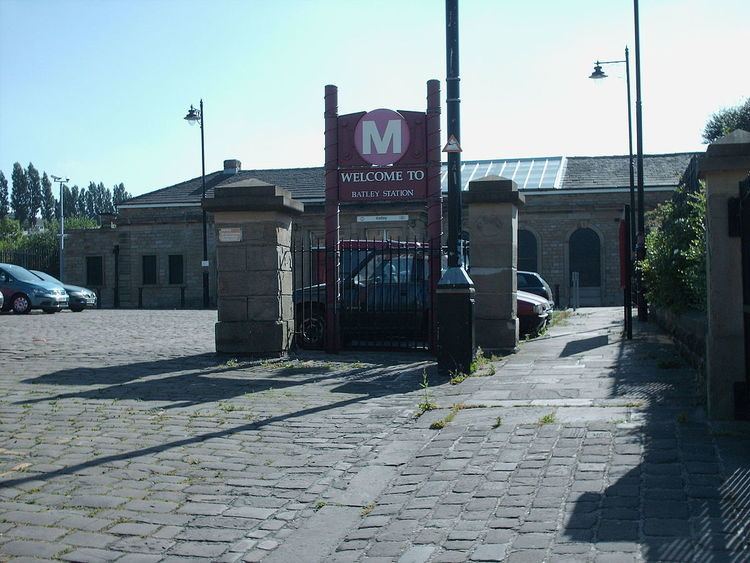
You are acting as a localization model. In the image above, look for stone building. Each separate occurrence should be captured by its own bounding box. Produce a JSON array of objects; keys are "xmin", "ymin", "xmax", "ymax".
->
[{"xmin": 64, "ymin": 153, "xmax": 696, "ymax": 309}]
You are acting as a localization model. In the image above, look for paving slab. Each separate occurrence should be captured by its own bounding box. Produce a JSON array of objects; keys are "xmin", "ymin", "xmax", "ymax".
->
[{"xmin": 1, "ymin": 308, "xmax": 749, "ymax": 561}]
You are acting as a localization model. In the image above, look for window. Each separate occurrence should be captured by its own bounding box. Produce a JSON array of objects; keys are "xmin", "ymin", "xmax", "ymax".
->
[
  {"xmin": 142, "ymin": 255, "xmax": 157, "ymax": 285},
  {"xmin": 518, "ymin": 230, "xmax": 538, "ymax": 273},
  {"xmin": 86, "ymin": 256, "xmax": 104, "ymax": 286},
  {"xmin": 569, "ymin": 228, "xmax": 601, "ymax": 287},
  {"xmin": 168, "ymin": 255, "xmax": 184, "ymax": 285}
]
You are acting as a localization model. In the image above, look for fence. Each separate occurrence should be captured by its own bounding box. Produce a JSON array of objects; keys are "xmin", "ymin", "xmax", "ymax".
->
[
  {"xmin": 0, "ymin": 248, "xmax": 59, "ymax": 278},
  {"xmin": 292, "ymin": 236, "xmax": 438, "ymax": 351}
]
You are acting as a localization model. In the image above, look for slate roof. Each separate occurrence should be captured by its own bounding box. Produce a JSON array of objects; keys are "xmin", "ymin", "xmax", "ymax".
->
[
  {"xmin": 120, "ymin": 153, "xmax": 700, "ymax": 208},
  {"xmin": 562, "ymin": 152, "xmax": 697, "ymax": 190}
]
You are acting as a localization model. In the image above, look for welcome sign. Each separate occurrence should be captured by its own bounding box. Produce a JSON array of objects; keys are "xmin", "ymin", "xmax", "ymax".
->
[{"xmin": 337, "ymin": 108, "xmax": 428, "ymax": 203}]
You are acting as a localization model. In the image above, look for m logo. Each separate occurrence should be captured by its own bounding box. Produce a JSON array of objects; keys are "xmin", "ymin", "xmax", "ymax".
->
[{"xmin": 354, "ymin": 108, "xmax": 410, "ymax": 166}]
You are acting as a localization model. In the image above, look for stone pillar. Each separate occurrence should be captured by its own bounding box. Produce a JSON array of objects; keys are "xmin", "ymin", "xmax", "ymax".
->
[
  {"xmin": 465, "ymin": 176, "xmax": 525, "ymax": 354},
  {"xmin": 699, "ymin": 129, "xmax": 750, "ymax": 419},
  {"xmin": 203, "ymin": 180, "xmax": 304, "ymax": 357}
]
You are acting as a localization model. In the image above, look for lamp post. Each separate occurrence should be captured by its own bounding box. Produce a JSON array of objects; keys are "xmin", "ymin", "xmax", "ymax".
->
[
  {"xmin": 633, "ymin": 0, "xmax": 647, "ymax": 321},
  {"xmin": 589, "ymin": 48, "xmax": 635, "ymax": 250},
  {"xmin": 51, "ymin": 175, "xmax": 68, "ymax": 281},
  {"xmin": 184, "ymin": 100, "xmax": 210, "ymax": 309}
]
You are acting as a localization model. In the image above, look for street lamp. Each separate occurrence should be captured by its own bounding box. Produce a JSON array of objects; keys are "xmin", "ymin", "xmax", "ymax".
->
[
  {"xmin": 51, "ymin": 175, "xmax": 69, "ymax": 281},
  {"xmin": 184, "ymin": 100, "xmax": 210, "ymax": 309},
  {"xmin": 589, "ymin": 48, "xmax": 635, "ymax": 249}
]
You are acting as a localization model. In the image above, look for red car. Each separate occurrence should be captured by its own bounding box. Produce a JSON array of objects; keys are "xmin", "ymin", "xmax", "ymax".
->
[{"xmin": 518, "ymin": 290, "xmax": 552, "ymax": 335}]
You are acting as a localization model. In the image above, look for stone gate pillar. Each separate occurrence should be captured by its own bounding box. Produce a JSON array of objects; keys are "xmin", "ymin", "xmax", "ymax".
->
[
  {"xmin": 203, "ymin": 180, "xmax": 304, "ymax": 356},
  {"xmin": 465, "ymin": 176, "xmax": 525, "ymax": 354},
  {"xmin": 700, "ymin": 129, "xmax": 750, "ymax": 419}
]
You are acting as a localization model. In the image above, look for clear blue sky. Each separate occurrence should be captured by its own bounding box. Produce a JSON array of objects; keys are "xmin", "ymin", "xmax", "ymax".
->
[{"xmin": 1, "ymin": 0, "xmax": 748, "ymax": 198}]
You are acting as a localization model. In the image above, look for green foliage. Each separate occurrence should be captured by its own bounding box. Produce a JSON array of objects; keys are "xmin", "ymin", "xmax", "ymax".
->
[
  {"xmin": 642, "ymin": 182, "xmax": 707, "ymax": 312},
  {"xmin": 0, "ymin": 217, "xmax": 23, "ymax": 248},
  {"xmin": 10, "ymin": 162, "xmax": 29, "ymax": 226},
  {"xmin": 27, "ymin": 163, "xmax": 41, "ymax": 227},
  {"xmin": 0, "ymin": 171, "xmax": 9, "ymax": 219},
  {"xmin": 702, "ymin": 97, "xmax": 750, "ymax": 143},
  {"xmin": 40, "ymin": 173, "xmax": 55, "ymax": 223},
  {"xmin": 416, "ymin": 369, "xmax": 437, "ymax": 416}
]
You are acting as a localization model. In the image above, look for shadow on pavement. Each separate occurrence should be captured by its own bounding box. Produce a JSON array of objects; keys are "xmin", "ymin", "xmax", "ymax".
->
[
  {"xmin": 561, "ymin": 319, "xmax": 750, "ymax": 560},
  {"xmin": 559, "ymin": 334, "xmax": 609, "ymax": 357},
  {"xmin": 3, "ymin": 356, "xmax": 434, "ymax": 489}
]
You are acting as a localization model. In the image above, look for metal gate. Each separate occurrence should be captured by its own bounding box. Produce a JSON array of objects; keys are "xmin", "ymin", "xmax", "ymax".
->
[
  {"xmin": 737, "ymin": 175, "xmax": 750, "ymax": 419},
  {"xmin": 292, "ymin": 236, "xmax": 437, "ymax": 351}
]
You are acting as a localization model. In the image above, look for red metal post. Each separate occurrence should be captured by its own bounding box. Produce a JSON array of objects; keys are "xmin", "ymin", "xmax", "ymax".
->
[
  {"xmin": 324, "ymin": 85, "xmax": 340, "ymax": 352},
  {"xmin": 426, "ymin": 79, "xmax": 442, "ymax": 353}
]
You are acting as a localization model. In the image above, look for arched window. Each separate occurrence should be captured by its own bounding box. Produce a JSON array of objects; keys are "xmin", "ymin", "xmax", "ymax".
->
[
  {"xmin": 569, "ymin": 228, "xmax": 601, "ymax": 287},
  {"xmin": 518, "ymin": 229, "xmax": 538, "ymax": 272}
]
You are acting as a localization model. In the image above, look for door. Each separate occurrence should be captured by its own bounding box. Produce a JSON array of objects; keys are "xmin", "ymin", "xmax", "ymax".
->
[{"xmin": 569, "ymin": 228, "xmax": 602, "ymax": 306}]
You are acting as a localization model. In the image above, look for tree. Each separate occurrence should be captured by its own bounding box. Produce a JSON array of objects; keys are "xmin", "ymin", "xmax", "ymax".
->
[
  {"xmin": 75, "ymin": 186, "xmax": 87, "ymax": 217},
  {"xmin": 69, "ymin": 185, "xmax": 80, "ymax": 218},
  {"xmin": 26, "ymin": 163, "xmax": 42, "ymax": 227},
  {"xmin": 702, "ymin": 97, "xmax": 750, "ymax": 143},
  {"xmin": 10, "ymin": 162, "xmax": 29, "ymax": 226},
  {"xmin": 41, "ymin": 173, "xmax": 56, "ymax": 223},
  {"xmin": 113, "ymin": 183, "xmax": 131, "ymax": 209},
  {"xmin": 0, "ymin": 171, "xmax": 9, "ymax": 219}
]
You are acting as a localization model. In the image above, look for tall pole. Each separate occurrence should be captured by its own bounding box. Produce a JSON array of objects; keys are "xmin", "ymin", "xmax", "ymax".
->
[
  {"xmin": 52, "ymin": 176, "xmax": 68, "ymax": 281},
  {"xmin": 445, "ymin": 0, "xmax": 462, "ymax": 268},
  {"xmin": 323, "ymin": 85, "xmax": 340, "ymax": 353},
  {"xmin": 199, "ymin": 99, "xmax": 209, "ymax": 309},
  {"xmin": 59, "ymin": 182, "xmax": 64, "ymax": 281},
  {"xmin": 625, "ymin": 47, "xmax": 636, "ymax": 251},
  {"xmin": 437, "ymin": 0, "xmax": 475, "ymax": 376},
  {"xmin": 633, "ymin": 0, "xmax": 647, "ymax": 321}
]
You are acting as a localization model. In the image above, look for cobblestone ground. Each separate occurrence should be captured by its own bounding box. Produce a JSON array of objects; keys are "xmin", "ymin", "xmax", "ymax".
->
[{"xmin": 1, "ymin": 308, "xmax": 748, "ymax": 562}]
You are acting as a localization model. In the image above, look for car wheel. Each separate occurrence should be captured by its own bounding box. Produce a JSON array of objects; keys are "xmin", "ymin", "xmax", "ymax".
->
[
  {"xmin": 298, "ymin": 310, "xmax": 325, "ymax": 349},
  {"xmin": 11, "ymin": 294, "xmax": 31, "ymax": 314},
  {"xmin": 70, "ymin": 305, "xmax": 85, "ymax": 313}
]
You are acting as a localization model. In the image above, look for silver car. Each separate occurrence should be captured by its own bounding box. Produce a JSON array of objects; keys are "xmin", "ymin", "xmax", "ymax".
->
[{"xmin": 0, "ymin": 263, "xmax": 69, "ymax": 314}]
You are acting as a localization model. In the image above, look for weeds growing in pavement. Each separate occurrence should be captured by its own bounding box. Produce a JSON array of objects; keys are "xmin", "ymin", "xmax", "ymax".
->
[
  {"xmin": 539, "ymin": 413, "xmax": 556, "ymax": 425},
  {"xmin": 416, "ymin": 370, "xmax": 437, "ymax": 417}
]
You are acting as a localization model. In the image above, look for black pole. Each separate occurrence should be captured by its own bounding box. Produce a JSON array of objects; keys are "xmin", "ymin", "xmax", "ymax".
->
[
  {"xmin": 437, "ymin": 0, "xmax": 475, "ymax": 376},
  {"xmin": 446, "ymin": 0, "xmax": 461, "ymax": 268},
  {"xmin": 624, "ymin": 205, "xmax": 632, "ymax": 340},
  {"xmin": 200, "ymin": 99, "xmax": 209, "ymax": 309},
  {"xmin": 633, "ymin": 0, "xmax": 647, "ymax": 321},
  {"xmin": 625, "ymin": 47, "xmax": 636, "ymax": 252}
]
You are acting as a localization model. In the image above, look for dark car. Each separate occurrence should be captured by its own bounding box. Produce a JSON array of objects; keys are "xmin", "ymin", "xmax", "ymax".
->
[
  {"xmin": 0, "ymin": 263, "xmax": 69, "ymax": 314},
  {"xmin": 294, "ymin": 241, "xmax": 431, "ymax": 347},
  {"xmin": 517, "ymin": 271, "xmax": 554, "ymax": 307},
  {"xmin": 31, "ymin": 270, "xmax": 97, "ymax": 312},
  {"xmin": 518, "ymin": 290, "xmax": 552, "ymax": 335}
]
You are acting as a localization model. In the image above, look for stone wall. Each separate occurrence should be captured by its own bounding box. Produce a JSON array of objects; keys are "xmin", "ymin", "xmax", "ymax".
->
[{"xmin": 65, "ymin": 188, "xmax": 671, "ymax": 309}]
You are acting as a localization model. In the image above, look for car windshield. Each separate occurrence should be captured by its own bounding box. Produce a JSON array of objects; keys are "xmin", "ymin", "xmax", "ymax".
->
[
  {"xmin": 31, "ymin": 270, "xmax": 61, "ymax": 284},
  {"xmin": 3, "ymin": 265, "xmax": 46, "ymax": 283}
]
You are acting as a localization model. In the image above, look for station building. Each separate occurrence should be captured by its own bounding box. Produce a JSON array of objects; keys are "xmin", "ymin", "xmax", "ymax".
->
[{"xmin": 64, "ymin": 152, "xmax": 696, "ymax": 309}]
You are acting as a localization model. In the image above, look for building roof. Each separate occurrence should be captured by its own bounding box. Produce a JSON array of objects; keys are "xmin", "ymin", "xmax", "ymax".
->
[
  {"xmin": 561, "ymin": 152, "xmax": 696, "ymax": 190},
  {"xmin": 120, "ymin": 152, "xmax": 700, "ymax": 208}
]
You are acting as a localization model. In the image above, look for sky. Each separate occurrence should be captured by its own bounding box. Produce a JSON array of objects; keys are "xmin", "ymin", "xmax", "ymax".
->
[{"xmin": 1, "ymin": 0, "xmax": 748, "ymax": 198}]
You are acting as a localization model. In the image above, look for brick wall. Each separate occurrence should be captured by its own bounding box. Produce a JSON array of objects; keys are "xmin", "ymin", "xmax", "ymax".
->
[{"xmin": 65, "ymin": 188, "xmax": 672, "ymax": 309}]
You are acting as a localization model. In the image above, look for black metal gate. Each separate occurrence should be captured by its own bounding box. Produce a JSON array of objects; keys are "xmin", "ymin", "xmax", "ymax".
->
[
  {"xmin": 292, "ymin": 236, "xmax": 436, "ymax": 351},
  {"xmin": 737, "ymin": 175, "xmax": 750, "ymax": 419}
]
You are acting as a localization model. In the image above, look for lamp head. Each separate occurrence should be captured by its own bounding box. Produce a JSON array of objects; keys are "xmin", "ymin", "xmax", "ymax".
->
[
  {"xmin": 589, "ymin": 63, "xmax": 607, "ymax": 80},
  {"xmin": 184, "ymin": 104, "xmax": 201, "ymax": 125}
]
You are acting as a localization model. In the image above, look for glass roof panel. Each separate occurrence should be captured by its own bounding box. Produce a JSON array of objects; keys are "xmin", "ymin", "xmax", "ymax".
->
[{"xmin": 439, "ymin": 157, "xmax": 564, "ymax": 191}]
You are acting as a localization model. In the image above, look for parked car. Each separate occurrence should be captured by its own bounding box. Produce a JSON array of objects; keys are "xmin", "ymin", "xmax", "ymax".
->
[
  {"xmin": 0, "ymin": 263, "xmax": 69, "ymax": 314},
  {"xmin": 294, "ymin": 240, "xmax": 431, "ymax": 348},
  {"xmin": 31, "ymin": 270, "xmax": 97, "ymax": 312},
  {"xmin": 518, "ymin": 290, "xmax": 552, "ymax": 335},
  {"xmin": 0, "ymin": 289, "xmax": 3, "ymax": 310},
  {"xmin": 517, "ymin": 270, "xmax": 554, "ymax": 308}
]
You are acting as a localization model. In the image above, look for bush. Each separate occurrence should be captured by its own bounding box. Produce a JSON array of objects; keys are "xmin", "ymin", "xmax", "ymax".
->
[{"xmin": 642, "ymin": 182, "xmax": 706, "ymax": 312}]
